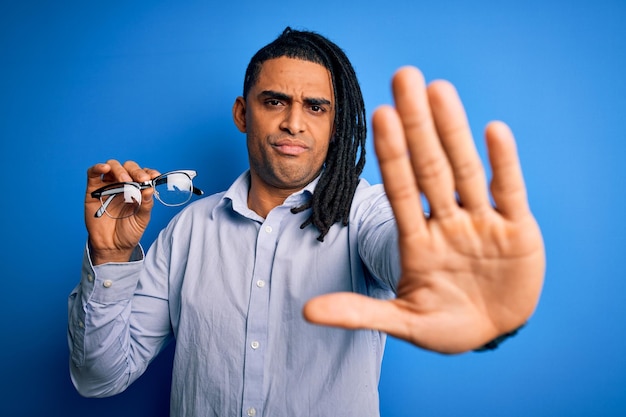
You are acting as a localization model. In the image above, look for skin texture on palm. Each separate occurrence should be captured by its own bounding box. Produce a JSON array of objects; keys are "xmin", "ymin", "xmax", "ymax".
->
[{"xmin": 303, "ymin": 67, "xmax": 545, "ymax": 354}]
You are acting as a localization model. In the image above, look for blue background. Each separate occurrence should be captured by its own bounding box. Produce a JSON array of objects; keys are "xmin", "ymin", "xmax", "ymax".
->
[{"xmin": 1, "ymin": 1, "xmax": 625, "ymax": 416}]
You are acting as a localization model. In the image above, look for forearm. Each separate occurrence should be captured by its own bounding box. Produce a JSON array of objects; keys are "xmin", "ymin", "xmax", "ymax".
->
[{"xmin": 67, "ymin": 244, "xmax": 159, "ymax": 397}]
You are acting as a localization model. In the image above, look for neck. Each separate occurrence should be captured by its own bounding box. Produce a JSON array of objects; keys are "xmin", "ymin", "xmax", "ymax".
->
[{"xmin": 247, "ymin": 175, "xmax": 303, "ymax": 219}]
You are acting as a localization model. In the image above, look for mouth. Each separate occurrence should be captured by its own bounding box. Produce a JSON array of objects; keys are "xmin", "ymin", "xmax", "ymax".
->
[{"xmin": 272, "ymin": 139, "xmax": 309, "ymax": 156}]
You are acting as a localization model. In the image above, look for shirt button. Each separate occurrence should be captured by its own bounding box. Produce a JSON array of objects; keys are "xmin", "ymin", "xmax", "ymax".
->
[
  {"xmin": 247, "ymin": 408, "xmax": 257, "ymax": 417},
  {"xmin": 87, "ymin": 274, "xmax": 94, "ymax": 283},
  {"xmin": 256, "ymin": 280, "xmax": 266, "ymax": 288},
  {"xmin": 251, "ymin": 341, "xmax": 260, "ymax": 350},
  {"xmin": 103, "ymin": 280, "xmax": 113, "ymax": 288},
  {"xmin": 264, "ymin": 225, "xmax": 272, "ymax": 233}
]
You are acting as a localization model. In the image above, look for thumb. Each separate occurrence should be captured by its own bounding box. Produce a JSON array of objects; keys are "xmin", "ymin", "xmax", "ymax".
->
[{"xmin": 303, "ymin": 292, "xmax": 410, "ymax": 336}]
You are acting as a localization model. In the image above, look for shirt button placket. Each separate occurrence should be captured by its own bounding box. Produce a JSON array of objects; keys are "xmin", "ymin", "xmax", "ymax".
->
[{"xmin": 242, "ymin": 219, "xmax": 277, "ymax": 417}]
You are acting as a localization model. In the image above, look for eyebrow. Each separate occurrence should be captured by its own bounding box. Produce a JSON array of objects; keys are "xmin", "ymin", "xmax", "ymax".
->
[{"xmin": 259, "ymin": 90, "xmax": 332, "ymax": 107}]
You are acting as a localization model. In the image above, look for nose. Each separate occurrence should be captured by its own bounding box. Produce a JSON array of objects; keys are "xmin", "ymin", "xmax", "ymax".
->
[{"xmin": 279, "ymin": 106, "xmax": 305, "ymax": 135}]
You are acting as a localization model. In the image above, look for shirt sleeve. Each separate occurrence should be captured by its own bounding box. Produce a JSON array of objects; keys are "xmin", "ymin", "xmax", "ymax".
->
[
  {"xmin": 354, "ymin": 184, "xmax": 402, "ymax": 293},
  {"xmin": 67, "ymin": 241, "xmax": 173, "ymax": 397}
]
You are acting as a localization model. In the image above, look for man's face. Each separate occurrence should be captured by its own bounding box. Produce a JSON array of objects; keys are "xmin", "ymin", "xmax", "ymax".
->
[{"xmin": 233, "ymin": 57, "xmax": 335, "ymax": 194}]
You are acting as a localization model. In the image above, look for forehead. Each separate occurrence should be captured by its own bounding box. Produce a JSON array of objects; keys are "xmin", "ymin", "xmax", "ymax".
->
[{"xmin": 253, "ymin": 57, "xmax": 334, "ymax": 100}]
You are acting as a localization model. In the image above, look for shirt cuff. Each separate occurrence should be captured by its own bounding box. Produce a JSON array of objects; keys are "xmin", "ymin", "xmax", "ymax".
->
[{"xmin": 81, "ymin": 243, "xmax": 145, "ymax": 304}]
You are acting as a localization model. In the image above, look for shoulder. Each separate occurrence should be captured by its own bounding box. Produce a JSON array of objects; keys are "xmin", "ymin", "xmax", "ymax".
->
[
  {"xmin": 350, "ymin": 179, "xmax": 392, "ymax": 222},
  {"xmin": 352, "ymin": 179, "xmax": 388, "ymax": 208}
]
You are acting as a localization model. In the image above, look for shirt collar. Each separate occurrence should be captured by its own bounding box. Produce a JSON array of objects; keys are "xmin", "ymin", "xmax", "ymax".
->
[{"xmin": 215, "ymin": 170, "xmax": 320, "ymax": 220}]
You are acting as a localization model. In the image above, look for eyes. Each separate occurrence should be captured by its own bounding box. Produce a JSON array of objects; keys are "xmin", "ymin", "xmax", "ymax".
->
[
  {"xmin": 265, "ymin": 99, "xmax": 283, "ymax": 107},
  {"xmin": 264, "ymin": 98, "xmax": 329, "ymax": 114}
]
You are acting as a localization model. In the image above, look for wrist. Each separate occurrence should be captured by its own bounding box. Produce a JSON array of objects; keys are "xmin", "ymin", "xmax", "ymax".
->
[
  {"xmin": 474, "ymin": 323, "xmax": 526, "ymax": 352},
  {"xmin": 87, "ymin": 240, "xmax": 136, "ymax": 265}
]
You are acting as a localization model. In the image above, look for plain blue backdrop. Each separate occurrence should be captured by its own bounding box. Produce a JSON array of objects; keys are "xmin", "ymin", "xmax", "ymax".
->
[{"xmin": 1, "ymin": 1, "xmax": 625, "ymax": 416}]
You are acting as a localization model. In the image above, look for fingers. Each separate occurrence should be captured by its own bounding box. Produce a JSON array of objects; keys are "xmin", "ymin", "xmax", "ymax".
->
[
  {"xmin": 85, "ymin": 160, "xmax": 160, "ymax": 214},
  {"xmin": 373, "ymin": 66, "xmax": 491, "ymax": 237},
  {"xmin": 121, "ymin": 160, "xmax": 161, "ymax": 183},
  {"xmin": 485, "ymin": 121, "xmax": 530, "ymax": 220},
  {"xmin": 86, "ymin": 160, "xmax": 160, "ymax": 187},
  {"xmin": 427, "ymin": 81, "xmax": 490, "ymax": 213},
  {"xmin": 86, "ymin": 163, "xmax": 112, "ymax": 189},
  {"xmin": 372, "ymin": 106, "xmax": 426, "ymax": 235},
  {"xmin": 384, "ymin": 66, "xmax": 500, "ymax": 219},
  {"xmin": 390, "ymin": 67, "xmax": 457, "ymax": 218}
]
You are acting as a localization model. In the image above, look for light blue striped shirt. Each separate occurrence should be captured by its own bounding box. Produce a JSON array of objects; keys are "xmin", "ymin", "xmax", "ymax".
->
[{"xmin": 68, "ymin": 171, "xmax": 400, "ymax": 417}]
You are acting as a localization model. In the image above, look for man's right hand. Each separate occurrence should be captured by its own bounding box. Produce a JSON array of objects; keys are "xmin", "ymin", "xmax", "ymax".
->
[{"xmin": 85, "ymin": 160, "xmax": 161, "ymax": 265}]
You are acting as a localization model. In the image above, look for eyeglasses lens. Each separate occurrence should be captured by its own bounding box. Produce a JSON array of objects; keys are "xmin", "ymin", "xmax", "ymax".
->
[
  {"xmin": 100, "ymin": 184, "xmax": 142, "ymax": 219},
  {"xmin": 153, "ymin": 173, "xmax": 193, "ymax": 206}
]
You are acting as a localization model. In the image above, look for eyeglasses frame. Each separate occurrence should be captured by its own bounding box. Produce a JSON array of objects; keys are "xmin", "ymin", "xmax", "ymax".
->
[{"xmin": 91, "ymin": 169, "xmax": 204, "ymax": 218}]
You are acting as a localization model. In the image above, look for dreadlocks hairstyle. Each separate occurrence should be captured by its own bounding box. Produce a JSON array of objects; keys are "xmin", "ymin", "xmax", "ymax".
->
[{"xmin": 243, "ymin": 27, "xmax": 367, "ymax": 242}]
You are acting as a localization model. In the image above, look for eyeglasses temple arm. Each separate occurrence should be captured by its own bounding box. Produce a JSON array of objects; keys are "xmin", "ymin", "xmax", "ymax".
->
[
  {"xmin": 91, "ymin": 185, "xmax": 133, "ymax": 218},
  {"xmin": 94, "ymin": 195, "xmax": 114, "ymax": 218}
]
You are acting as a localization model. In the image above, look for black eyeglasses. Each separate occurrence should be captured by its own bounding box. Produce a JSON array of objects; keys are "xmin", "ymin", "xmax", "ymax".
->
[{"xmin": 91, "ymin": 170, "xmax": 204, "ymax": 219}]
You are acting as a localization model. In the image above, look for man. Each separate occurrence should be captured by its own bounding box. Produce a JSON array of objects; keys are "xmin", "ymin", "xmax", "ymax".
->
[{"xmin": 68, "ymin": 27, "xmax": 544, "ymax": 416}]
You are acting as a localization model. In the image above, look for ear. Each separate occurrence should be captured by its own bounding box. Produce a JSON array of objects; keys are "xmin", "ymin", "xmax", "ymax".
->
[{"xmin": 232, "ymin": 96, "xmax": 247, "ymax": 133}]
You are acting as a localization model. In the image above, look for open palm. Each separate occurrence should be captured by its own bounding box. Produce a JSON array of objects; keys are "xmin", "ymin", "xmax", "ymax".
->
[{"xmin": 304, "ymin": 67, "xmax": 545, "ymax": 354}]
